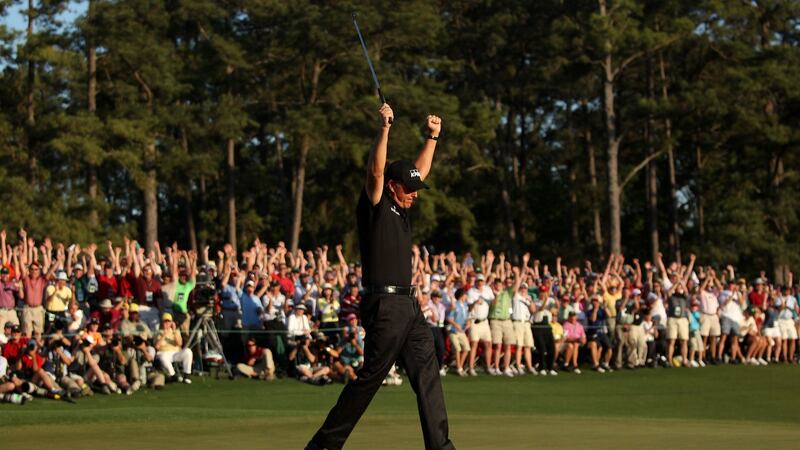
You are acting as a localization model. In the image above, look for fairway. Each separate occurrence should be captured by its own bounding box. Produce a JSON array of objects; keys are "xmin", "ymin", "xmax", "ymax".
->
[{"xmin": 4, "ymin": 365, "xmax": 799, "ymax": 449}]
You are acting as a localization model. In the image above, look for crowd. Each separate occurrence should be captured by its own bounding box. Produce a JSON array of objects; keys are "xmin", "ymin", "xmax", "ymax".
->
[{"xmin": 1, "ymin": 228, "xmax": 798, "ymax": 406}]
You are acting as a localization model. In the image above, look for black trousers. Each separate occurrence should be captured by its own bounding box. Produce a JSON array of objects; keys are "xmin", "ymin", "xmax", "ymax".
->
[
  {"xmin": 532, "ymin": 323, "xmax": 555, "ymax": 371},
  {"xmin": 431, "ymin": 326, "xmax": 446, "ymax": 368},
  {"xmin": 310, "ymin": 294, "xmax": 455, "ymax": 450}
]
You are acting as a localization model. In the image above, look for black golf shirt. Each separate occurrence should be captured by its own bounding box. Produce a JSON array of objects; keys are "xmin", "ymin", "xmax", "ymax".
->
[{"xmin": 356, "ymin": 187, "xmax": 412, "ymax": 287}]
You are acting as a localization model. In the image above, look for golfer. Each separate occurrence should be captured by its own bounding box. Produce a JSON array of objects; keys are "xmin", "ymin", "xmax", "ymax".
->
[{"xmin": 306, "ymin": 103, "xmax": 454, "ymax": 450}]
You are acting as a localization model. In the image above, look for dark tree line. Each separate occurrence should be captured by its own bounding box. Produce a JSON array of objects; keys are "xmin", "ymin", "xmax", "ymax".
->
[{"xmin": 1, "ymin": 0, "xmax": 799, "ymax": 280}]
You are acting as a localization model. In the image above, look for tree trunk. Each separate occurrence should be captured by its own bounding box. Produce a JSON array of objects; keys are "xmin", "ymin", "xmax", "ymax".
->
[
  {"xmin": 289, "ymin": 135, "xmax": 310, "ymax": 253},
  {"xmin": 695, "ymin": 144, "xmax": 705, "ymax": 244},
  {"xmin": 599, "ymin": 0, "xmax": 621, "ymax": 255},
  {"xmin": 289, "ymin": 61, "xmax": 322, "ymax": 253},
  {"xmin": 569, "ymin": 160, "xmax": 580, "ymax": 245},
  {"xmin": 646, "ymin": 58, "xmax": 659, "ymax": 262},
  {"xmin": 143, "ymin": 142, "xmax": 158, "ymax": 252},
  {"xmin": 659, "ymin": 52, "xmax": 681, "ymax": 262},
  {"xmin": 26, "ymin": 0, "xmax": 37, "ymax": 187},
  {"xmin": 86, "ymin": 0, "xmax": 98, "ymax": 228},
  {"xmin": 198, "ymin": 175, "xmax": 207, "ymax": 252},
  {"xmin": 226, "ymin": 138, "xmax": 237, "ymax": 250},
  {"xmin": 584, "ymin": 101, "xmax": 603, "ymax": 257},
  {"xmin": 186, "ymin": 190, "xmax": 197, "ymax": 253}
]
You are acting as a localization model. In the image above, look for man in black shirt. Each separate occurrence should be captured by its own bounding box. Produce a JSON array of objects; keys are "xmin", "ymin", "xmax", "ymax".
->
[{"xmin": 307, "ymin": 104, "xmax": 454, "ymax": 450}]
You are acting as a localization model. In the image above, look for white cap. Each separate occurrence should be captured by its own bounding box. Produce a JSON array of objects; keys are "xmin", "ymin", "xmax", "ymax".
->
[
  {"xmin": 56, "ymin": 271, "xmax": 68, "ymax": 281},
  {"xmin": 73, "ymin": 263, "xmax": 84, "ymax": 271},
  {"xmin": 476, "ymin": 274, "xmax": 486, "ymax": 281},
  {"xmin": 632, "ymin": 288, "xmax": 642, "ymax": 296},
  {"xmin": 431, "ymin": 274, "xmax": 441, "ymax": 282}
]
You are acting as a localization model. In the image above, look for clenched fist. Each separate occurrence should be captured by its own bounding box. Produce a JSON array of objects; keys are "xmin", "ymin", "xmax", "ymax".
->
[{"xmin": 427, "ymin": 114, "xmax": 442, "ymax": 136}]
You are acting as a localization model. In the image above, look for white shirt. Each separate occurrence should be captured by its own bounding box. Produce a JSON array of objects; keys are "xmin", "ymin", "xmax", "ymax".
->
[
  {"xmin": 777, "ymin": 295, "xmax": 797, "ymax": 320},
  {"xmin": 262, "ymin": 292, "xmax": 286, "ymax": 322},
  {"xmin": 286, "ymin": 313, "xmax": 311, "ymax": 337},
  {"xmin": 467, "ymin": 285, "xmax": 494, "ymax": 305},
  {"xmin": 512, "ymin": 293, "xmax": 532, "ymax": 322},
  {"xmin": 469, "ymin": 298, "xmax": 489, "ymax": 321},
  {"xmin": 722, "ymin": 297, "xmax": 744, "ymax": 325}
]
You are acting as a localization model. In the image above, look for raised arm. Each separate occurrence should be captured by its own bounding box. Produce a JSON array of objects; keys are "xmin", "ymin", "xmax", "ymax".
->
[
  {"xmin": 365, "ymin": 104, "xmax": 394, "ymax": 205},
  {"xmin": 414, "ymin": 114, "xmax": 442, "ymax": 181}
]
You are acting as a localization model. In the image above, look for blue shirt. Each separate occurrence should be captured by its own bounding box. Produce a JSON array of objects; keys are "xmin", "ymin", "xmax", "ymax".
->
[
  {"xmin": 221, "ymin": 285, "xmax": 240, "ymax": 311},
  {"xmin": 239, "ymin": 290, "xmax": 263, "ymax": 328},
  {"xmin": 689, "ymin": 310, "xmax": 701, "ymax": 332},
  {"xmin": 448, "ymin": 301, "xmax": 468, "ymax": 334},
  {"xmin": 586, "ymin": 305, "xmax": 607, "ymax": 337}
]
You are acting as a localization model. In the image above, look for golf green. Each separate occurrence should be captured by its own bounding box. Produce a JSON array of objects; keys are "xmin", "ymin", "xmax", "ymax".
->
[{"xmin": 4, "ymin": 365, "xmax": 798, "ymax": 449}]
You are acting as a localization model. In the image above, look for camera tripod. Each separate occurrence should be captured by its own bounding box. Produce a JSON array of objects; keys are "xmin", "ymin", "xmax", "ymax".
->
[{"xmin": 186, "ymin": 311, "xmax": 233, "ymax": 378}]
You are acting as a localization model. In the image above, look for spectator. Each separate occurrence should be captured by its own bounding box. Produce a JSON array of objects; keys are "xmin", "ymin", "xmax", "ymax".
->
[
  {"xmin": 332, "ymin": 323, "xmax": 364, "ymax": 383},
  {"xmin": 0, "ymin": 266, "xmax": 20, "ymax": 328},
  {"xmin": 586, "ymin": 296, "xmax": 612, "ymax": 372},
  {"xmin": 762, "ymin": 297, "xmax": 782, "ymax": 362},
  {"xmin": 741, "ymin": 308, "xmax": 767, "ymax": 365},
  {"xmin": 154, "ymin": 313, "xmax": 192, "ymax": 384},
  {"xmin": 467, "ymin": 274, "xmax": 493, "ymax": 376},
  {"xmin": 447, "ymin": 289, "xmax": 470, "ymax": 376},
  {"xmin": 236, "ymin": 337, "xmax": 276, "ymax": 381},
  {"xmin": 317, "ymin": 283, "xmax": 340, "ymax": 339},
  {"xmin": 687, "ymin": 301, "xmax": 704, "ymax": 367},
  {"xmin": 718, "ymin": 281, "xmax": 745, "ymax": 364},
  {"xmin": 488, "ymin": 274, "xmax": 517, "ymax": 377},
  {"xmin": 666, "ymin": 255, "xmax": 694, "ymax": 367},
  {"xmin": 699, "ymin": 271, "xmax": 722, "ymax": 363},
  {"xmin": 511, "ymin": 264, "xmax": 536, "ymax": 375},
  {"xmin": 429, "ymin": 290, "xmax": 448, "ymax": 375},
  {"xmin": 562, "ymin": 312, "xmax": 586, "ymax": 373},
  {"xmin": 45, "ymin": 271, "xmax": 73, "ymax": 329},
  {"xmin": 21, "ymin": 261, "xmax": 47, "ymax": 336},
  {"xmin": 776, "ymin": 284, "xmax": 797, "ymax": 363},
  {"xmin": 287, "ymin": 304, "xmax": 312, "ymax": 342}
]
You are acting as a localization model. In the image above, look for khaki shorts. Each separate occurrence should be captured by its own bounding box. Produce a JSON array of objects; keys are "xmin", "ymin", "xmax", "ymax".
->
[
  {"xmin": 469, "ymin": 320, "xmax": 491, "ymax": 342},
  {"xmin": 449, "ymin": 332, "xmax": 470, "ymax": 353},
  {"xmin": 689, "ymin": 330, "xmax": 703, "ymax": 353},
  {"xmin": 778, "ymin": 319, "xmax": 798, "ymax": 340},
  {"xmin": 0, "ymin": 308, "xmax": 19, "ymax": 328},
  {"xmin": 513, "ymin": 321, "xmax": 534, "ymax": 348},
  {"xmin": 22, "ymin": 305, "xmax": 45, "ymax": 336},
  {"xmin": 699, "ymin": 314, "xmax": 721, "ymax": 337},
  {"xmin": 667, "ymin": 317, "xmax": 689, "ymax": 340},
  {"xmin": 490, "ymin": 319, "xmax": 515, "ymax": 345}
]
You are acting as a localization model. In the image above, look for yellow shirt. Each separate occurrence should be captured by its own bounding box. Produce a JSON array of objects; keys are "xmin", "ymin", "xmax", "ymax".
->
[
  {"xmin": 550, "ymin": 321, "xmax": 564, "ymax": 340},
  {"xmin": 157, "ymin": 328, "xmax": 182, "ymax": 352},
  {"xmin": 603, "ymin": 290, "xmax": 622, "ymax": 317},
  {"xmin": 46, "ymin": 285, "xmax": 73, "ymax": 312}
]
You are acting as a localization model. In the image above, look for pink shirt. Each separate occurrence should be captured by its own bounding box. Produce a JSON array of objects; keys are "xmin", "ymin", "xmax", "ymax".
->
[
  {"xmin": 563, "ymin": 321, "xmax": 586, "ymax": 342},
  {"xmin": 23, "ymin": 276, "xmax": 47, "ymax": 307},
  {"xmin": 700, "ymin": 290, "xmax": 719, "ymax": 315}
]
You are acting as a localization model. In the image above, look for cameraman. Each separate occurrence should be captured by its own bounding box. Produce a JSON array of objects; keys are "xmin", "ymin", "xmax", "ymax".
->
[
  {"xmin": 119, "ymin": 304, "xmax": 154, "ymax": 391},
  {"xmin": 289, "ymin": 332, "xmax": 331, "ymax": 385},
  {"xmin": 47, "ymin": 321, "xmax": 92, "ymax": 397},
  {"xmin": 97, "ymin": 323, "xmax": 133, "ymax": 394},
  {"xmin": 333, "ymin": 327, "xmax": 363, "ymax": 383}
]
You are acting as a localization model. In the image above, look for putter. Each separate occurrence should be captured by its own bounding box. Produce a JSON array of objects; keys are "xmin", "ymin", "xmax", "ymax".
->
[{"xmin": 352, "ymin": 13, "xmax": 392, "ymax": 123}]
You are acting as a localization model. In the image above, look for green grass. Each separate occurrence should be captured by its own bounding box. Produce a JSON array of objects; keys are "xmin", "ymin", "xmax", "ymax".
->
[{"xmin": 4, "ymin": 365, "xmax": 799, "ymax": 449}]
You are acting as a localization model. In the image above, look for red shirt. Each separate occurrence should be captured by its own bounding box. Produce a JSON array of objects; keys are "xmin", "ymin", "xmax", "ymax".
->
[
  {"xmin": 2, "ymin": 338, "xmax": 27, "ymax": 364},
  {"xmin": 134, "ymin": 276, "xmax": 163, "ymax": 306},
  {"xmin": 748, "ymin": 291, "xmax": 767, "ymax": 309},
  {"xmin": 21, "ymin": 352, "xmax": 45, "ymax": 373},
  {"xmin": 271, "ymin": 273, "xmax": 295, "ymax": 297},
  {"xmin": 97, "ymin": 273, "xmax": 119, "ymax": 300},
  {"xmin": 22, "ymin": 276, "xmax": 47, "ymax": 307},
  {"xmin": 244, "ymin": 344, "xmax": 265, "ymax": 364},
  {"xmin": 120, "ymin": 270, "xmax": 137, "ymax": 299}
]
